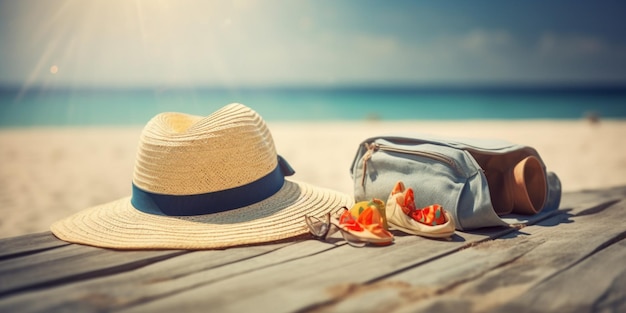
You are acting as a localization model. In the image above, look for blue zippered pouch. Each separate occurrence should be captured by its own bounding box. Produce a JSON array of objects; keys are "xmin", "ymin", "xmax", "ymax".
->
[{"xmin": 350, "ymin": 134, "xmax": 562, "ymax": 230}]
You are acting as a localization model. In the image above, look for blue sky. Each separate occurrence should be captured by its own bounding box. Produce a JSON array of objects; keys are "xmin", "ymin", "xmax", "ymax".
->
[{"xmin": 1, "ymin": 0, "xmax": 625, "ymax": 88}]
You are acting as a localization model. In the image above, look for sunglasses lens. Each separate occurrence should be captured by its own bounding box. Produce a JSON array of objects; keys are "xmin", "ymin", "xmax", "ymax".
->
[{"xmin": 305, "ymin": 215, "xmax": 329, "ymax": 238}]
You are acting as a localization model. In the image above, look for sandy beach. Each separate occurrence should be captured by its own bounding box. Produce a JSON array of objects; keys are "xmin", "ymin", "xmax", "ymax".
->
[{"xmin": 1, "ymin": 119, "xmax": 625, "ymax": 239}]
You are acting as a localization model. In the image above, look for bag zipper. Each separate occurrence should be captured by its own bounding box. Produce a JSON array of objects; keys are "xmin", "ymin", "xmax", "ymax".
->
[{"xmin": 361, "ymin": 142, "xmax": 461, "ymax": 186}]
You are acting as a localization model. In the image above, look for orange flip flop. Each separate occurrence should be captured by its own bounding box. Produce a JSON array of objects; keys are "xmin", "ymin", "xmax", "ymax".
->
[{"xmin": 340, "ymin": 203, "xmax": 394, "ymax": 246}]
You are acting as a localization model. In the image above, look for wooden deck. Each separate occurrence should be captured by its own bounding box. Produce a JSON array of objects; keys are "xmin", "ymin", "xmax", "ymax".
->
[{"xmin": 1, "ymin": 186, "xmax": 625, "ymax": 313}]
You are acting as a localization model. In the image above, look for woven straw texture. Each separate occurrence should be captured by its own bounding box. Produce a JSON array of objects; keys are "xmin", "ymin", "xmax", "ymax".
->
[{"xmin": 50, "ymin": 103, "xmax": 353, "ymax": 249}]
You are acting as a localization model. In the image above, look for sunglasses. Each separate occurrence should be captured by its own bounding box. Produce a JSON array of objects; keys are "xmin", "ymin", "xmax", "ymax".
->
[{"xmin": 304, "ymin": 207, "xmax": 368, "ymax": 247}]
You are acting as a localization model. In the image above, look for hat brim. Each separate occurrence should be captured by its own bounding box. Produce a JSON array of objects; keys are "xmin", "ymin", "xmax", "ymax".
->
[{"xmin": 51, "ymin": 180, "xmax": 353, "ymax": 249}]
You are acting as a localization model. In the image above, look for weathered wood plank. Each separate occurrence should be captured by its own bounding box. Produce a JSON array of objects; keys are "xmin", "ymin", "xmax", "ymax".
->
[
  {"xmin": 0, "ymin": 244, "xmax": 188, "ymax": 297},
  {"xmin": 0, "ymin": 187, "xmax": 623, "ymax": 313},
  {"xmin": 558, "ymin": 185, "xmax": 626, "ymax": 211},
  {"xmin": 0, "ymin": 240, "xmax": 327, "ymax": 312},
  {"xmin": 114, "ymin": 189, "xmax": 619, "ymax": 313},
  {"xmin": 0, "ymin": 209, "xmax": 522, "ymax": 310},
  {"xmin": 117, "ymin": 231, "xmax": 509, "ymax": 312},
  {"xmin": 302, "ymin": 236, "xmax": 544, "ymax": 313},
  {"xmin": 498, "ymin": 238, "xmax": 626, "ymax": 313},
  {"xmin": 313, "ymin": 198, "xmax": 626, "ymax": 313},
  {"xmin": 102, "ymin": 189, "xmax": 626, "ymax": 313},
  {"xmin": 0, "ymin": 231, "xmax": 69, "ymax": 259},
  {"xmin": 2, "ymin": 231, "xmax": 487, "ymax": 313},
  {"xmin": 0, "ymin": 241, "xmax": 334, "ymax": 312}
]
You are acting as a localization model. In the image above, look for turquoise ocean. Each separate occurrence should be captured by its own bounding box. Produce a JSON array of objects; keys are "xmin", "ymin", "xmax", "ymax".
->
[{"xmin": 1, "ymin": 86, "xmax": 625, "ymax": 128}]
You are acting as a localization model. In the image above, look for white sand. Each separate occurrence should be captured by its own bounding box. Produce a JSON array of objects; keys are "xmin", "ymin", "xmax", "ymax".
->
[{"xmin": 1, "ymin": 119, "xmax": 625, "ymax": 238}]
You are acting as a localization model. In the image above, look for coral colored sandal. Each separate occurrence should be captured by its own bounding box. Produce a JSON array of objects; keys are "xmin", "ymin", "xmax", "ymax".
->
[
  {"xmin": 349, "ymin": 199, "xmax": 389, "ymax": 230},
  {"xmin": 341, "ymin": 203, "xmax": 393, "ymax": 246},
  {"xmin": 305, "ymin": 203, "xmax": 394, "ymax": 247},
  {"xmin": 339, "ymin": 205, "xmax": 393, "ymax": 245},
  {"xmin": 386, "ymin": 181, "xmax": 455, "ymax": 239}
]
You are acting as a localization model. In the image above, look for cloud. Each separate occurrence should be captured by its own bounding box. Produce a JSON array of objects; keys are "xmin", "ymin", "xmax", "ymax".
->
[
  {"xmin": 2, "ymin": 1, "xmax": 625, "ymax": 87},
  {"xmin": 539, "ymin": 32, "xmax": 610, "ymax": 57},
  {"xmin": 357, "ymin": 29, "xmax": 521, "ymax": 83},
  {"xmin": 532, "ymin": 32, "xmax": 626, "ymax": 82},
  {"xmin": 460, "ymin": 29, "xmax": 514, "ymax": 52},
  {"xmin": 363, "ymin": 29, "xmax": 626, "ymax": 84}
]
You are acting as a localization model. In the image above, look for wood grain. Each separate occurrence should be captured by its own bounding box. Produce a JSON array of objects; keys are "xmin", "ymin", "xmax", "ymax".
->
[
  {"xmin": 0, "ymin": 232, "xmax": 69, "ymax": 260},
  {"xmin": 0, "ymin": 187, "xmax": 624, "ymax": 313}
]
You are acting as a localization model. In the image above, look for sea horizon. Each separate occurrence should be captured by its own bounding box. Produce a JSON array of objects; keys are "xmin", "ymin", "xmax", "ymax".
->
[{"xmin": 1, "ymin": 84, "xmax": 625, "ymax": 128}]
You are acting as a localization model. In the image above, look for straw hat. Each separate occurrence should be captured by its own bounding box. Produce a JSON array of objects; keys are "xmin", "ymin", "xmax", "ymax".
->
[{"xmin": 51, "ymin": 103, "xmax": 353, "ymax": 249}]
